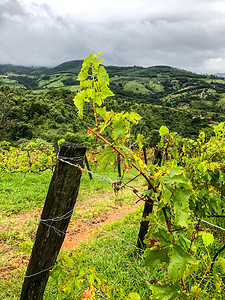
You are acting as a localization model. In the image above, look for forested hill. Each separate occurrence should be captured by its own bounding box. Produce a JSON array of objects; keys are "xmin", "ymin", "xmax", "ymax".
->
[{"xmin": 0, "ymin": 60, "xmax": 225, "ymax": 148}]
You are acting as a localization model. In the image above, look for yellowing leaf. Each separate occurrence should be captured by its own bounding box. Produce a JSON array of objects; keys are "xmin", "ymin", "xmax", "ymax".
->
[
  {"xmin": 200, "ymin": 231, "xmax": 214, "ymax": 246},
  {"xmin": 129, "ymin": 292, "xmax": 141, "ymax": 300},
  {"xmin": 159, "ymin": 125, "xmax": 169, "ymax": 137},
  {"xmin": 74, "ymin": 91, "xmax": 86, "ymax": 118}
]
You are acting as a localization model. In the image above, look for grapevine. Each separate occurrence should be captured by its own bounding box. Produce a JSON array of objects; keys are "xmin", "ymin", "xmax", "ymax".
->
[
  {"xmin": 0, "ymin": 141, "xmax": 56, "ymax": 173},
  {"xmin": 72, "ymin": 53, "xmax": 225, "ymax": 299}
]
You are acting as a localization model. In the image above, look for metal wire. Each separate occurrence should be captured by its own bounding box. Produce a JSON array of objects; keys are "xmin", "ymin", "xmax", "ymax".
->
[
  {"xmin": 39, "ymin": 221, "xmax": 150, "ymax": 283},
  {"xmin": 191, "ymin": 215, "xmax": 225, "ymax": 231},
  {"xmin": 72, "ymin": 213, "xmax": 144, "ymax": 252},
  {"xmin": 57, "ymin": 157, "xmax": 116, "ymax": 184}
]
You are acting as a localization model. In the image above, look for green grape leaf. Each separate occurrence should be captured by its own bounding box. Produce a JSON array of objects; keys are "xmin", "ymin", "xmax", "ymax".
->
[
  {"xmin": 78, "ymin": 68, "xmax": 89, "ymax": 82},
  {"xmin": 159, "ymin": 125, "xmax": 169, "ymax": 137},
  {"xmin": 173, "ymin": 189, "xmax": 191, "ymax": 227},
  {"xmin": 144, "ymin": 246, "xmax": 169, "ymax": 268},
  {"xmin": 154, "ymin": 228, "xmax": 174, "ymax": 245},
  {"xmin": 100, "ymin": 83, "xmax": 114, "ymax": 99},
  {"xmin": 190, "ymin": 286, "xmax": 204, "ymax": 298},
  {"xmin": 62, "ymin": 255, "xmax": 74, "ymax": 269},
  {"xmin": 97, "ymin": 66, "xmax": 109, "ymax": 82},
  {"xmin": 126, "ymin": 111, "xmax": 142, "ymax": 124},
  {"xmin": 168, "ymin": 244, "xmax": 194, "ymax": 282},
  {"xmin": 73, "ymin": 90, "xmax": 86, "ymax": 118},
  {"xmin": 96, "ymin": 106, "xmax": 114, "ymax": 123},
  {"xmin": 97, "ymin": 147, "xmax": 118, "ymax": 171},
  {"xmin": 129, "ymin": 292, "xmax": 141, "ymax": 300},
  {"xmin": 162, "ymin": 186, "xmax": 172, "ymax": 204},
  {"xmin": 150, "ymin": 282, "xmax": 188, "ymax": 300},
  {"xmin": 136, "ymin": 134, "xmax": 144, "ymax": 151},
  {"xmin": 93, "ymin": 92, "xmax": 102, "ymax": 106}
]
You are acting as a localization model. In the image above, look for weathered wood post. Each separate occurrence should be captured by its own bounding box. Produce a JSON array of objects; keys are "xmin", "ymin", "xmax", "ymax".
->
[
  {"xmin": 143, "ymin": 145, "xmax": 148, "ymax": 165},
  {"xmin": 84, "ymin": 154, "xmax": 93, "ymax": 180},
  {"xmin": 137, "ymin": 187, "xmax": 153, "ymax": 250},
  {"xmin": 20, "ymin": 142, "xmax": 86, "ymax": 300},
  {"xmin": 53, "ymin": 138, "xmax": 59, "ymax": 154},
  {"xmin": 117, "ymin": 154, "xmax": 121, "ymax": 178},
  {"xmin": 137, "ymin": 148, "xmax": 163, "ymax": 250}
]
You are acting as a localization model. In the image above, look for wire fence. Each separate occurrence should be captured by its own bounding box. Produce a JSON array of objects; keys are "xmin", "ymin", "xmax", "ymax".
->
[
  {"xmin": 36, "ymin": 218, "xmax": 150, "ymax": 283},
  {"xmin": 24, "ymin": 155, "xmax": 225, "ymax": 285},
  {"xmin": 7, "ymin": 151, "xmax": 223, "ymax": 298}
]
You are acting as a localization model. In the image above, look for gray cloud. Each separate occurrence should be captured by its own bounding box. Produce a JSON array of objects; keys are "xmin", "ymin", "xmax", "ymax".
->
[{"xmin": 0, "ymin": 0, "xmax": 225, "ymax": 74}]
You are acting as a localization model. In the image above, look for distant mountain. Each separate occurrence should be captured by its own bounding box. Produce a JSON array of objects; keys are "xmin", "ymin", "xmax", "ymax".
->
[
  {"xmin": 0, "ymin": 64, "xmax": 48, "ymax": 75},
  {"xmin": 46, "ymin": 60, "xmax": 84, "ymax": 74},
  {"xmin": 215, "ymin": 73, "xmax": 225, "ymax": 78},
  {"xmin": 0, "ymin": 60, "xmax": 203, "ymax": 77}
]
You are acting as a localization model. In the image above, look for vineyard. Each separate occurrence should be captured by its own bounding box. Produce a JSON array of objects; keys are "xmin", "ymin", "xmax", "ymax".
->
[{"xmin": 0, "ymin": 53, "xmax": 225, "ymax": 299}]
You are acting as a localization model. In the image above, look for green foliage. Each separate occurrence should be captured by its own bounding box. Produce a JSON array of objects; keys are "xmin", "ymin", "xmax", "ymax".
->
[
  {"xmin": 73, "ymin": 53, "xmax": 225, "ymax": 299},
  {"xmin": 74, "ymin": 53, "xmax": 146, "ymax": 169},
  {"xmin": 150, "ymin": 282, "xmax": 188, "ymax": 300},
  {"xmin": 74, "ymin": 52, "xmax": 114, "ymax": 119},
  {"xmin": 0, "ymin": 141, "xmax": 56, "ymax": 173},
  {"xmin": 50, "ymin": 253, "xmax": 141, "ymax": 299}
]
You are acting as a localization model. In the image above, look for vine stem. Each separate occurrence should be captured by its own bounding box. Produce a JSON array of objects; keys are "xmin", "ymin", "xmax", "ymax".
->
[
  {"xmin": 87, "ymin": 126, "xmax": 176, "ymax": 244},
  {"xmin": 181, "ymin": 278, "xmax": 187, "ymax": 293},
  {"xmin": 195, "ymin": 262, "xmax": 212, "ymax": 299},
  {"xmin": 87, "ymin": 126, "xmax": 156, "ymax": 192},
  {"xmin": 162, "ymin": 207, "xmax": 175, "ymax": 242}
]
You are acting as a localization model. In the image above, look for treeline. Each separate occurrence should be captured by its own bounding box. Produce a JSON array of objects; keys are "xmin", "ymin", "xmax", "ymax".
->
[{"xmin": 0, "ymin": 86, "xmax": 215, "ymax": 150}]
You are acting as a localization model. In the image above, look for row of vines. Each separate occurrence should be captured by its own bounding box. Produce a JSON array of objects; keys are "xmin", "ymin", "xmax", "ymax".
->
[
  {"xmin": 72, "ymin": 53, "xmax": 225, "ymax": 299},
  {"xmin": 1, "ymin": 53, "xmax": 225, "ymax": 299}
]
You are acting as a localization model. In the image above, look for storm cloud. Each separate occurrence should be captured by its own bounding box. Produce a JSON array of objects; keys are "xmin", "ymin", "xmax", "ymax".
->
[{"xmin": 1, "ymin": 0, "xmax": 225, "ymax": 74}]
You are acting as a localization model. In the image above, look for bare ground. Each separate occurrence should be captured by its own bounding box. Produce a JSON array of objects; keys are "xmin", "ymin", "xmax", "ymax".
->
[{"xmin": 0, "ymin": 191, "xmax": 142, "ymax": 279}]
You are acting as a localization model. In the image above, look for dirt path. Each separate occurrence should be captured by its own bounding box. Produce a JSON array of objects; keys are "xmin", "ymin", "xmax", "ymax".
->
[
  {"xmin": 0, "ymin": 199, "xmax": 142, "ymax": 278},
  {"xmin": 62, "ymin": 203, "xmax": 141, "ymax": 250}
]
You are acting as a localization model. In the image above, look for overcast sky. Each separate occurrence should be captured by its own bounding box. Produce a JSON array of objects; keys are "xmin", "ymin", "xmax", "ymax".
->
[{"xmin": 1, "ymin": 0, "xmax": 225, "ymax": 74}]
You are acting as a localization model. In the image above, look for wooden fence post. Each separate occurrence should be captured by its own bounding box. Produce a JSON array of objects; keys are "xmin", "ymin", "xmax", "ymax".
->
[
  {"xmin": 53, "ymin": 139, "xmax": 59, "ymax": 154},
  {"xmin": 20, "ymin": 142, "xmax": 86, "ymax": 300},
  {"xmin": 117, "ymin": 154, "xmax": 121, "ymax": 178},
  {"xmin": 84, "ymin": 154, "xmax": 93, "ymax": 180},
  {"xmin": 143, "ymin": 145, "xmax": 148, "ymax": 165},
  {"xmin": 137, "ymin": 148, "xmax": 164, "ymax": 250},
  {"xmin": 137, "ymin": 187, "xmax": 153, "ymax": 250}
]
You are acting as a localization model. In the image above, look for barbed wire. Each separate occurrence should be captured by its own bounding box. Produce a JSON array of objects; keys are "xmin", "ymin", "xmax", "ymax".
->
[
  {"xmin": 32, "ymin": 153, "xmax": 225, "ymax": 287},
  {"xmin": 57, "ymin": 155, "xmax": 86, "ymax": 161},
  {"xmin": 25, "ymin": 265, "xmax": 55, "ymax": 278},
  {"xmin": 39, "ymin": 221, "xmax": 150, "ymax": 283},
  {"xmin": 72, "ymin": 213, "xmax": 144, "ymax": 252},
  {"xmin": 39, "ymin": 208, "xmax": 145, "ymax": 253},
  {"xmin": 57, "ymin": 157, "xmax": 116, "ymax": 184},
  {"xmin": 40, "ymin": 209, "xmax": 74, "ymax": 223},
  {"xmin": 57, "ymin": 155, "xmax": 157, "ymax": 204},
  {"xmin": 56, "ymin": 156, "xmax": 225, "ymax": 234}
]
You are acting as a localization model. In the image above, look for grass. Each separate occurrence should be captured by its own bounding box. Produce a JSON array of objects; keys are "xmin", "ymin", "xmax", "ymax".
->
[
  {"xmin": 0, "ymin": 164, "xmax": 147, "ymax": 299},
  {"xmin": 124, "ymin": 81, "xmax": 151, "ymax": 94},
  {"xmin": 0, "ymin": 163, "xmax": 224, "ymax": 299},
  {"xmin": 149, "ymin": 83, "xmax": 164, "ymax": 93},
  {"xmin": 0, "ymin": 171, "xmax": 52, "ymax": 215},
  {"xmin": 45, "ymin": 208, "xmax": 153, "ymax": 299}
]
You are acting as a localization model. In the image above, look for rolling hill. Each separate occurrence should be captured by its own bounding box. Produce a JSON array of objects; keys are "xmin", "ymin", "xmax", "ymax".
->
[{"xmin": 0, "ymin": 60, "xmax": 224, "ymax": 147}]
